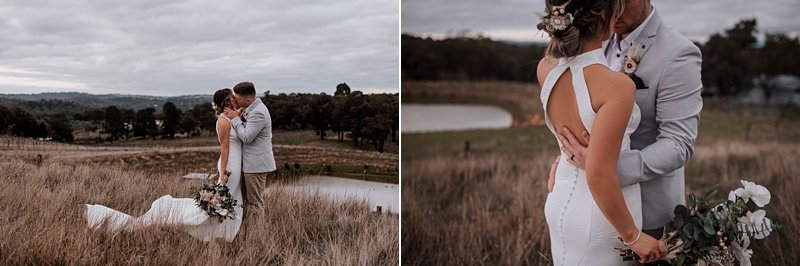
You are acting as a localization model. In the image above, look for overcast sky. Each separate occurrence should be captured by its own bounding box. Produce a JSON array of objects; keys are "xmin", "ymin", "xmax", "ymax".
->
[
  {"xmin": 403, "ymin": 0, "xmax": 800, "ymax": 43},
  {"xmin": 0, "ymin": 0, "xmax": 399, "ymax": 96}
]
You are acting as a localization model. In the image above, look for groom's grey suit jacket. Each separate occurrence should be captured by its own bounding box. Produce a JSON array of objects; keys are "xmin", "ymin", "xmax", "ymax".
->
[
  {"xmin": 230, "ymin": 98, "xmax": 277, "ymax": 174},
  {"xmin": 606, "ymin": 9, "xmax": 703, "ymax": 230}
]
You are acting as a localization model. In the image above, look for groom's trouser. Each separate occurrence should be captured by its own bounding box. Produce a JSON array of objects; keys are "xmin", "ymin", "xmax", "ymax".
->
[{"xmin": 242, "ymin": 172, "xmax": 272, "ymax": 222}]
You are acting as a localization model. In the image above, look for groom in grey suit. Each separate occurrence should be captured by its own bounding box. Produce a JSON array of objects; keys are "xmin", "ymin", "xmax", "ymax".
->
[
  {"xmin": 224, "ymin": 81, "xmax": 277, "ymax": 223},
  {"xmin": 554, "ymin": 0, "xmax": 703, "ymax": 240}
]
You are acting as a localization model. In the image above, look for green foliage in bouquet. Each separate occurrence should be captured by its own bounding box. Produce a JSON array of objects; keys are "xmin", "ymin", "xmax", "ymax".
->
[
  {"xmin": 620, "ymin": 180, "xmax": 781, "ymax": 265},
  {"xmin": 191, "ymin": 182, "xmax": 239, "ymax": 222}
]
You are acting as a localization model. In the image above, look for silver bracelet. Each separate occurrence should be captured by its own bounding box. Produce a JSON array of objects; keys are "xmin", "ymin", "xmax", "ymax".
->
[{"xmin": 624, "ymin": 230, "xmax": 642, "ymax": 246}]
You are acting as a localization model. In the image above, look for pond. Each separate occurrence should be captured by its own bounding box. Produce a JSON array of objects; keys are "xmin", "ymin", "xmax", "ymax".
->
[
  {"xmin": 402, "ymin": 104, "xmax": 513, "ymax": 133},
  {"xmin": 273, "ymin": 175, "xmax": 398, "ymax": 213}
]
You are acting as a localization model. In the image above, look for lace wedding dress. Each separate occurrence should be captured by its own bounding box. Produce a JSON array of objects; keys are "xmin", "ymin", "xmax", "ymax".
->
[
  {"xmin": 85, "ymin": 115, "xmax": 244, "ymax": 242},
  {"xmin": 541, "ymin": 48, "xmax": 643, "ymax": 265}
]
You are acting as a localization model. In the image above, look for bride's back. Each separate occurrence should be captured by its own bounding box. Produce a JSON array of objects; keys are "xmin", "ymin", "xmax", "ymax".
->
[{"xmin": 537, "ymin": 55, "xmax": 633, "ymax": 147}]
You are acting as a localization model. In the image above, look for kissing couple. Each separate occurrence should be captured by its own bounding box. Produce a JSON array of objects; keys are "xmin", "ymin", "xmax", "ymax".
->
[{"xmin": 86, "ymin": 81, "xmax": 277, "ymax": 242}]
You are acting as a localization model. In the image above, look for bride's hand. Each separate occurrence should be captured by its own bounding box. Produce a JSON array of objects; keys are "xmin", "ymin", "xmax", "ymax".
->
[
  {"xmin": 222, "ymin": 107, "xmax": 241, "ymax": 120},
  {"xmin": 627, "ymin": 233, "xmax": 667, "ymax": 264},
  {"xmin": 219, "ymin": 171, "xmax": 229, "ymax": 185}
]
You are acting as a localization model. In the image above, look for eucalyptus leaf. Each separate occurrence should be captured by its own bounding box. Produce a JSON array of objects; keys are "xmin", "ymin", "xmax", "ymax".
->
[
  {"xmin": 703, "ymin": 222, "xmax": 715, "ymax": 236},
  {"xmin": 675, "ymin": 215, "xmax": 684, "ymax": 229},
  {"xmin": 683, "ymin": 225, "xmax": 694, "ymax": 240}
]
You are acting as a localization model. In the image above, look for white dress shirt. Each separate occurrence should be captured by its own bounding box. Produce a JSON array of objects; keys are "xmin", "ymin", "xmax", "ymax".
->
[{"xmin": 606, "ymin": 7, "xmax": 656, "ymax": 71}]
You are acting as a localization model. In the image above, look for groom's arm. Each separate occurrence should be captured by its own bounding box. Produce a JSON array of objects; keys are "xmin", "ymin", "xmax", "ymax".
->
[
  {"xmin": 230, "ymin": 110, "xmax": 267, "ymax": 144},
  {"xmin": 617, "ymin": 43, "xmax": 703, "ymax": 186}
]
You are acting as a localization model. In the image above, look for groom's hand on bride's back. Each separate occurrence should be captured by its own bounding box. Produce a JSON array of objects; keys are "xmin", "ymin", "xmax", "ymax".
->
[
  {"xmin": 558, "ymin": 127, "xmax": 591, "ymax": 169},
  {"xmin": 550, "ymin": 128, "xmax": 590, "ymax": 191}
]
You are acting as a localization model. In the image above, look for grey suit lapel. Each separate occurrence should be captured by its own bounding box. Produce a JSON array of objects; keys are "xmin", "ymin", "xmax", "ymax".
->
[{"xmin": 634, "ymin": 9, "xmax": 662, "ymax": 62}]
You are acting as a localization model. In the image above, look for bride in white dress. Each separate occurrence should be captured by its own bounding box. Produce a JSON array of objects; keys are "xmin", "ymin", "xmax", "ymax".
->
[
  {"xmin": 536, "ymin": 0, "xmax": 665, "ymax": 264},
  {"xmin": 85, "ymin": 88, "xmax": 244, "ymax": 242}
]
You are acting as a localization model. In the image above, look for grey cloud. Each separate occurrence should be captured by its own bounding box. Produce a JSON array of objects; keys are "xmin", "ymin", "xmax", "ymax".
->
[
  {"xmin": 402, "ymin": 0, "xmax": 800, "ymax": 42},
  {"xmin": 0, "ymin": 0, "xmax": 399, "ymax": 96}
]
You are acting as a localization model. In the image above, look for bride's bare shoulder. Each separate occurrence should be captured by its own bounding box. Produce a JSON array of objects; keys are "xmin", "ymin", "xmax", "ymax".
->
[
  {"xmin": 584, "ymin": 65, "xmax": 635, "ymax": 107},
  {"xmin": 536, "ymin": 56, "xmax": 559, "ymax": 85},
  {"xmin": 216, "ymin": 115, "xmax": 231, "ymax": 129}
]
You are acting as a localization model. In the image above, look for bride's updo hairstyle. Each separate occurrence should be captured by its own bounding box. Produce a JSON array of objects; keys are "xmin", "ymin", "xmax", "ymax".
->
[
  {"xmin": 212, "ymin": 88, "xmax": 232, "ymax": 116},
  {"xmin": 539, "ymin": 0, "xmax": 624, "ymax": 58}
]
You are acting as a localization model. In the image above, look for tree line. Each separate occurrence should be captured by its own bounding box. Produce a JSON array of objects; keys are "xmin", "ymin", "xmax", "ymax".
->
[
  {"xmin": 402, "ymin": 33, "xmax": 544, "ymax": 82},
  {"xmin": 402, "ymin": 18, "xmax": 800, "ymax": 100},
  {"xmin": 0, "ymin": 83, "xmax": 398, "ymax": 153}
]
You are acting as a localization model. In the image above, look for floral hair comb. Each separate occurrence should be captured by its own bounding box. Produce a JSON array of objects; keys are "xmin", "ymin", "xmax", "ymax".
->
[{"xmin": 536, "ymin": 0, "xmax": 574, "ymax": 35}]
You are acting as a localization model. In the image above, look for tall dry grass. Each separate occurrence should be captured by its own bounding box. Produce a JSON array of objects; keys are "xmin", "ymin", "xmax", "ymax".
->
[
  {"xmin": 401, "ymin": 140, "xmax": 800, "ymax": 265},
  {"xmin": 0, "ymin": 154, "xmax": 398, "ymax": 265}
]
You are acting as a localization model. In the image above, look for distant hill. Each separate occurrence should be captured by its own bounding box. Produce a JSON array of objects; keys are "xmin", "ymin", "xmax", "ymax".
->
[
  {"xmin": 0, "ymin": 98, "xmax": 92, "ymax": 119},
  {"xmin": 0, "ymin": 92, "xmax": 211, "ymax": 111}
]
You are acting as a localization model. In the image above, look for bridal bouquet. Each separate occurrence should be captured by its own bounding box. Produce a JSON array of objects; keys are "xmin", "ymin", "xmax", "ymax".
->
[
  {"xmin": 192, "ymin": 182, "xmax": 238, "ymax": 222},
  {"xmin": 619, "ymin": 180, "xmax": 780, "ymax": 265}
]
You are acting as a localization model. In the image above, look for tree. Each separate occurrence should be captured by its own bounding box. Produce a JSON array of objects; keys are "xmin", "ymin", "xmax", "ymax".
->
[
  {"xmin": 103, "ymin": 106, "xmax": 125, "ymax": 142},
  {"xmin": 342, "ymin": 91, "xmax": 367, "ymax": 147},
  {"xmin": 121, "ymin": 108, "xmax": 135, "ymax": 140},
  {"xmin": 180, "ymin": 115, "xmax": 199, "ymax": 137},
  {"xmin": 360, "ymin": 95, "xmax": 394, "ymax": 153},
  {"xmin": 701, "ymin": 19, "xmax": 759, "ymax": 97},
  {"xmin": 755, "ymin": 33, "xmax": 800, "ymax": 100},
  {"xmin": 306, "ymin": 93, "xmax": 334, "ymax": 140},
  {"xmin": 45, "ymin": 113, "xmax": 74, "ymax": 143},
  {"xmin": 335, "ymin": 83, "xmax": 351, "ymax": 96},
  {"xmin": 5, "ymin": 107, "xmax": 40, "ymax": 138},
  {"xmin": 134, "ymin": 108, "xmax": 158, "ymax": 140},
  {"xmin": 76, "ymin": 108, "xmax": 105, "ymax": 142},
  {"xmin": 0, "ymin": 105, "xmax": 10, "ymax": 135},
  {"xmin": 182, "ymin": 103, "xmax": 215, "ymax": 135},
  {"xmin": 269, "ymin": 93, "xmax": 306, "ymax": 130},
  {"xmin": 400, "ymin": 34, "xmax": 544, "ymax": 82},
  {"xmin": 331, "ymin": 95, "xmax": 348, "ymax": 141},
  {"xmin": 161, "ymin": 102, "xmax": 181, "ymax": 138},
  {"xmin": 362, "ymin": 113, "xmax": 390, "ymax": 153}
]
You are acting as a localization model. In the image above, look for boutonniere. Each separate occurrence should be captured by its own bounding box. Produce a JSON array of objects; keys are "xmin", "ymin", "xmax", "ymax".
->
[
  {"xmin": 621, "ymin": 43, "xmax": 648, "ymax": 90},
  {"xmin": 621, "ymin": 44, "xmax": 641, "ymax": 75},
  {"xmin": 240, "ymin": 111, "xmax": 248, "ymax": 122}
]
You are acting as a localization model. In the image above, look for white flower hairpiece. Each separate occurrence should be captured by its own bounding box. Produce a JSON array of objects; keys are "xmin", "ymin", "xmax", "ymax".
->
[{"xmin": 536, "ymin": 1, "xmax": 574, "ymax": 34}]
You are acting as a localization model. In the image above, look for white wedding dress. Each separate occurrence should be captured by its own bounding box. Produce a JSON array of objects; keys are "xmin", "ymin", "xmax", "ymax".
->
[
  {"xmin": 85, "ymin": 115, "xmax": 244, "ymax": 242},
  {"xmin": 541, "ymin": 48, "xmax": 643, "ymax": 265}
]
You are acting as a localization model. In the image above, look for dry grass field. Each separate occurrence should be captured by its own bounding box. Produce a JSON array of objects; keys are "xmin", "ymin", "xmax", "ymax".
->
[
  {"xmin": 401, "ymin": 101, "xmax": 800, "ymax": 265},
  {"xmin": 0, "ymin": 133, "xmax": 399, "ymax": 265}
]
